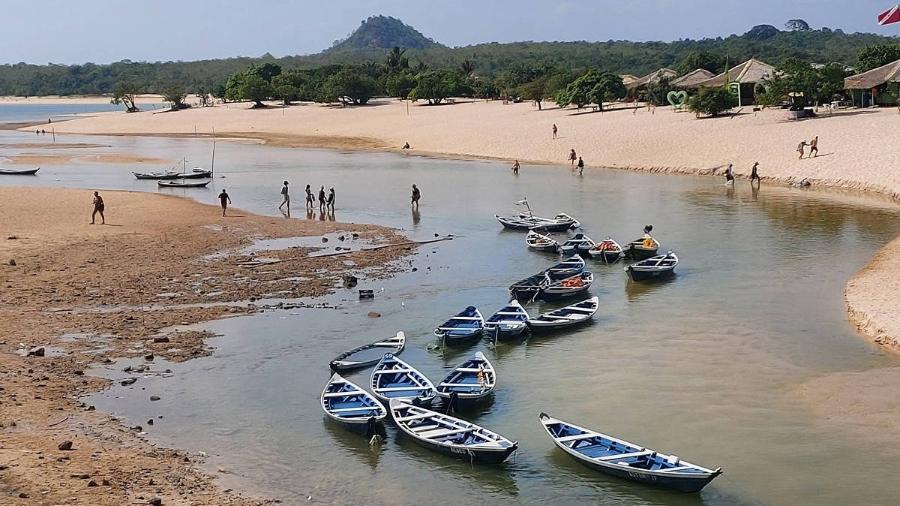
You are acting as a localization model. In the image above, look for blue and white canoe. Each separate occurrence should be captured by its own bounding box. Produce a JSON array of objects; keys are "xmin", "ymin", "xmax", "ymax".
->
[
  {"xmin": 320, "ymin": 373, "xmax": 387, "ymax": 435},
  {"xmin": 436, "ymin": 352, "xmax": 496, "ymax": 405},
  {"xmin": 547, "ymin": 254, "xmax": 586, "ymax": 280},
  {"xmin": 391, "ymin": 399, "xmax": 518, "ymax": 464},
  {"xmin": 329, "ymin": 331, "xmax": 406, "ymax": 372},
  {"xmin": 484, "ymin": 300, "xmax": 530, "ymax": 341},
  {"xmin": 538, "ymin": 413, "xmax": 722, "ymax": 492},
  {"xmin": 370, "ymin": 354, "xmax": 437, "ymax": 406},
  {"xmin": 434, "ymin": 306, "xmax": 485, "ymax": 345},
  {"xmin": 528, "ymin": 296, "xmax": 599, "ymax": 331}
]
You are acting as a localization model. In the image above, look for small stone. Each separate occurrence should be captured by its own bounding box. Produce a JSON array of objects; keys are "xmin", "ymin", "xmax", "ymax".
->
[
  {"xmin": 7, "ymin": 259, "xmax": 16, "ymax": 266},
  {"xmin": 411, "ymin": 267, "xmax": 418, "ymax": 272},
  {"xmin": 71, "ymin": 473, "xmax": 90, "ymax": 479},
  {"xmin": 6, "ymin": 236, "xmax": 16, "ymax": 240},
  {"xmin": 101, "ymin": 479, "xmax": 110, "ymax": 486},
  {"xmin": 87, "ymin": 480, "xmax": 98, "ymax": 487},
  {"xmin": 120, "ymin": 378, "xmax": 137, "ymax": 386},
  {"xmin": 321, "ymin": 237, "xmax": 328, "ymax": 243},
  {"xmin": 149, "ymin": 498, "xmax": 163, "ymax": 506},
  {"xmin": 58, "ymin": 440, "xmax": 73, "ymax": 451},
  {"xmin": 150, "ymin": 395, "xmax": 160, "ymax": 401},
  {"xmin": 152, "ymin": 336, "xmax": 170, "ymax": 343},
  {"xmin": 18, "ymin": 492, "xmax": 28, "ymax": 499},
  {"xmin": 367, "ymin": 311, "xmax": 381, "ymax": 318},
  {"xmin": 86, "ymin": 405, "xmax": 95, "ymax": 411},
  {"xmin": 132, "ymin": 425, "xmax": 142, "ymax": 432},
  {"xmin": 144, "ymin": 354, "xmax": 154, "ymax": 361},
  {"xmin": 147, "ymin": 419, "xmax": 154, "ymax": 425},
  {"xmin": 27, "ymin": 347, "xmax": 45, "ymax": 357}
]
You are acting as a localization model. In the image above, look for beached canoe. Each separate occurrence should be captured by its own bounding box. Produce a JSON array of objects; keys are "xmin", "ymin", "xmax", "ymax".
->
[
  {"xmin": 0, "ymin": 167, "xmax": 39, "ymax": 175},
  {"xmin": 625, "ymin": 252, "xmax": 678, "ymax": 282},
  {"xmin": 436, "ymin": 351, "xmax": 496, "ymax": 405},
  {"xmin": 329, "ymin": 332, "xmax": 406, "ymax": 372},
  {"xmin": 539, "ymin": 412, "xmax": 722, "ymax": 492},
  {"xmin": 370, "ymin": 353, "xmax": 436, "ymax": 406},
  {"xmin": 484, "ymin": 300, "xmax": 530, "ymax": 341},
  {"xmin": 320, "ymin": 373, "xmax": 386, "ymax": 436},
  {"xmin": 391, "ymin": 399, "xmax": 518, "ymax": 464},
  {"xmin": 528, "ymin": 296, "xmax": 599, "ymax": 331},
  {"xmin": 434, "ymin": 306, "xmax": 485, "ymax": 345}
]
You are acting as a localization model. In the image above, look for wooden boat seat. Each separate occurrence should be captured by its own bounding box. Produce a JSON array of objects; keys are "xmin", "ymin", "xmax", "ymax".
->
[
  {"xmin": 323, "ymin": 391, "xmax": 364, "ymax": 398},
  {"xmin": 376, "ymin": 385, "xmax": 424, "ymax": 392},
  {"xmin": 596, "ymin": 450, "xmax": 652, "ymax": 461},
  {"xmin": 329, "ymin": 406, "xmax": 380, "ymax": 413},
  {"xmin": 453, "ymin": 368, "xmax": 486, "ymax": 373},
  {"xmin": 409, "ymin": 423, "xmax": 440, "ymax": 433},
  {"xmin": 556, "ymin": 433, "xmax": 596, "ymax": 443},
  {"xmin": 394, "ymin": 413, "xmax": 433, "ymax": 423},
  {"xmin": 372, "ymin": 369, "xmax": 413, "ymax": 375},
  {"xmin": 419, "ymin": 427, "xmax": 472, "ymax": 439}
]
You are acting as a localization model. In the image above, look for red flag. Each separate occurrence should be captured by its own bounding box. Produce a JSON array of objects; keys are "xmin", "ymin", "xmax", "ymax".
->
[{"xmin": 878, "ymin": 4, "xmax": 900, "ymax": 25}]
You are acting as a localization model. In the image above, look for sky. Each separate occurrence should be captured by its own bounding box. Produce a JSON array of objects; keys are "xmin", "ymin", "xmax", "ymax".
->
[{"xmin": 2, "ymin": 0, "xmax": 898, "ymax": 64}]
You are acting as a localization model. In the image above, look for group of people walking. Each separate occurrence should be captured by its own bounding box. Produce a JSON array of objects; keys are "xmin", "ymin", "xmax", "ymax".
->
[
  {"xmin": 275, "ymin": 182, "xmax": 336, "ymax": 213},
  {"xmin": 723, "ymin": 162, "xmax": 762, "ymax": 185}
]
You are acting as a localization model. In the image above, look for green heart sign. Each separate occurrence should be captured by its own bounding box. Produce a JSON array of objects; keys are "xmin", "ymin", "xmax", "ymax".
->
[{"xmin": 667, "ymin": 90, "xmax": 689, "ymax": 108}]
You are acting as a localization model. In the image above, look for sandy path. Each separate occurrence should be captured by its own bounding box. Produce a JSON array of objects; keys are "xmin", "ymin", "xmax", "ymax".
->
[{"xmin": 0, "ymin": 187, "xmax": 412, "ymax": 504}]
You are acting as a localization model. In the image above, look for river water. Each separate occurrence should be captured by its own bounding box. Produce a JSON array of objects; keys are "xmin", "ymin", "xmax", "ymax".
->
[{"xmin": 2, "ymin": 129, "xmax": 899, "ymax": 505}]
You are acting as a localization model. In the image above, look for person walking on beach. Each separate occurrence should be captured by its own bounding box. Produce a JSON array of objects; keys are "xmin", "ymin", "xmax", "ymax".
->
[
  {"xmin": 326, "ymin": 187, "xmax": 335, "ymax": 210},
  {"xmin": 511, "ymin": 160, "xmax": 520, "ymax": 175},
  {"xmin": 90, "ymin": 191, "xmax": 105, "ymax": 225},
  {"xmin": 809, "ymin": 136, "xmax": 819, "ymax": 158},
  {"xmin": 750, "ymin": 162, "xmax": 760, "ymax": 185},
  {"xmin": 724, "ymin": 163, "xmax": 735, "ymax": 185},
  {"xmin": 552, "ymin": 124, "xmax": 558, "ymax": 139},
  {"xmin": 568, "ymin": 149, "xmax": 577, "ymax": 167},
  {"xmin": 278, "ymin": 181, "xmax": 290, "ymax": 212},
  {"xmin": 411, "ymin": 184, "xmax": 421, "ymax": 207},
  {"xmin": 576, "ymin": 157, "xmax": 585, "ymax": 175},
  {"xmin": 797, "ymin": 140, "xmax": 807, "ymax": 159},
  {"xmin": 218, "ymin": 189, "xmax": 231, "ymax": 217},
  {"xmin": 305, "ymin": 184, "xmax": 314, "ymax": 209},
  {"xmin": 318, "ymin": 186, "xmax": 326, "ymax": 211}
]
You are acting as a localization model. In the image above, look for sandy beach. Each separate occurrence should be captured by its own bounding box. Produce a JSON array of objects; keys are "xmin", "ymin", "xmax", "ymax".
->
[{"xmin": 0, "ymin": 187, "xmax": 413, "ymax": 504}]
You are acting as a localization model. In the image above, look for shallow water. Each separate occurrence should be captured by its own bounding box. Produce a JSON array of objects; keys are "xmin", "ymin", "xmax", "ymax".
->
[
  {"xmin": 4, "ymin": 130, "xmax": 900, "ymax": 505},
  {"xmin": 0, "ymin": 102, "xmax": 166, "ymax": 124}
]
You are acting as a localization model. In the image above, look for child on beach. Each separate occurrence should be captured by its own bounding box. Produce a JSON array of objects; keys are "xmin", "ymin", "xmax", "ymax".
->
[
  {"xmin": 218, "ymin": 189, "xmax": 231, "ymax": 217},
  {"xmin": 90, "ymin": 191, "xmax": 105, "ymax": 225}
]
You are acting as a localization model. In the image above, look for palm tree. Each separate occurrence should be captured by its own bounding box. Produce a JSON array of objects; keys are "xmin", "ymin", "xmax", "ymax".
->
[
  {"xmin": 387, "ymin": 47, "xmax": 409, "ymax": 73},
  {"xmin": 461, "ymin": 58, "xmax": 476, "ymax": 76}
]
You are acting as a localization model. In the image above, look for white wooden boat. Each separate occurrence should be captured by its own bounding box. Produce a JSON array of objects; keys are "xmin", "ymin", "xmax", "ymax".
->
[
  {"xmin": 434, "ymin": 306, "xmax": 484, "ymax": 345},
  {"xmin": 436, "ymin": 351, "xmax": 496, "ymax": 405},
  {"xmin": 547, "ymin": 254, "xmax": 585, "ymax": 279},
  {"xmin": 329, "ymin": 332, "xmax": 405, "ymax": 372},
  {"xmin": 370, "ymin": 353, "xmax": 436, "ymax": 406},
  {"xmin": 588, "ymin": 237, "xmax": 624, "ymax": 263},
  {"xmin": 560, "ymin": 233, "xmax": 596, "ymax": 256},
  {"xmin": 626, "ymin": 252, "xmax": 678, "ymax": 281},
  {"xmin": 320, "ymin": 373, "xmax": 386, "ymax": 435},
  {"xmin": 526, "ymin": 230, "xmax": 560, "ymax": 253},
  {"xmin": 484, "ymin": 300, "xmax": 530, "ymax": 341},
  {"xmin": 539, "ymin": 413, "xmax": 722, "ymax": 492},
  {"xmin": 541, "ymin": 271, "xmax": 593, "ymax": 300},
  {"xmin": 528, "ymin": 297, "xmax": 598, "ymax": 331},
  {"xmin": 391, "ymin": 399, "xmax": 518, "ymax": 464}
]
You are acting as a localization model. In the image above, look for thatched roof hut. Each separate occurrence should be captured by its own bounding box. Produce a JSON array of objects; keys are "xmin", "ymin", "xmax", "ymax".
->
[
  {"xmin": 844, "ymin": 59, "xmax": 900, "ymax": 89},
  {"xmin": 626, "ymin": 68, "xmax": 678, "ymax": 90},
  {"xmin": 696, "ymin": 59, "xmax": 775, "ymax": 88},
  {"xmin": 671, "ymin": 68, "xmax": 715, "ymax": 89}
]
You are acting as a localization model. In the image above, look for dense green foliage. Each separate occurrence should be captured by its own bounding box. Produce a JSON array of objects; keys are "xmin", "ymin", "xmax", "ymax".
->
[
  {"xmin": 688, "ymin": 87, "xmax": 738, "ymax": 117},
  {"xmin": 0, "ymin": 19, "xmax": 896, "ymax": 98},
  {"xmin": 555, "ymin": 70, "xmax": 626, "ymax": 110},
  {"xmin": 857, "ymin": 44, "xmax": 900, "ymax": 71},
  {"xmin": 757, "ymin": 58, "xmax": 850, "ymax": 107},
  {"xmin": 111, "ymin": 81, "xmax": 141, "ymax": 112}
]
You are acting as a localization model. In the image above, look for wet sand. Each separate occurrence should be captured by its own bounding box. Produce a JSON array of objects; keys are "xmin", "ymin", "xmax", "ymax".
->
[{"xmin": 0, "ymin": 187, "xmax": 411, "ymax": 504}]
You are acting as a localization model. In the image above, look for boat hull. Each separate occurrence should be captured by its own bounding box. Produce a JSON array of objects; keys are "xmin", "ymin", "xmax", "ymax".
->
[
  {"xmin": 405, "ymin": 436, "xmax": 518, "ymax": 464},
  {"xmin": 436, "ymin": 329, "xmax": 483, "ymax": 346},
  {"xmin": 0, "ymin": 168, "xmax": 39, "ymax": 175},
  {"xmin": 568, "ymin": 454, "xmax": 719, "ymax": 493},
  {"xmin": 486, "ymin": 325, "xmax": 529, "ymax": 342},
  {"xmin": 626, "ymin": 266, "xmax": 675, "ymax": 282},
  {"xmin": 626, "ymin": 245, "xmax": 659, "ymax": 260}
]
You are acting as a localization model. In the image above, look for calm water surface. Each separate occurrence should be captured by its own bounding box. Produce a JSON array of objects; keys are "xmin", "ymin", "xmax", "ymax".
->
[
  {"xmin": 0, "ymin": 102, "xmax": 165, "ymax": 124},
  {"xmin": 2, "ymin": 131, "xmax": 899, "ymax": 505}
]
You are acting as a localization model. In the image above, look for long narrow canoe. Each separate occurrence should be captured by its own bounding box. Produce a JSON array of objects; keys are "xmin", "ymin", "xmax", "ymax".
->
[
  {"xmin": 539, "ymin": 413, "xmax": 722, "ymax": 492},
  {"xmin": 391, "ymin": 399, "xmax": 517, "ymax": 464},
  {"xmin": 0, "ymin": 168, "xmax": 39, "ymax": 175},
  {"xmin": 434, "ymin": 306, "xmax": 484, "ymax": 345},
  {"xmin": 436, "ymin": 352, "xmax": 496, "ymax": 405},
  {"xmin": 484, "ymin": 300, "xmax": 530, "ymax": 341},
  {"xmin": 370, "ymin": 353, "xmax": 436, "ymax": 406},
  {"xmin": 528, "ymin": 297, "xmax": 599, "ymax": 331},
  {"xmin": 329, "ymin": 332, "xmax": 405, "ymax": 372}
]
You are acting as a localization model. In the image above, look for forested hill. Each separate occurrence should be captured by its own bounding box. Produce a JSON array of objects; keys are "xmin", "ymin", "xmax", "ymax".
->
[{"xmin": 0, "ymin": 20, "xmax": 897, "ymax": 97}]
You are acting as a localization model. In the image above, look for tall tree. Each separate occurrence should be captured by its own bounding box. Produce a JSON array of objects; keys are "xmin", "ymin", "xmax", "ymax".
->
[
  {"xmin": 556, "ymin": 70, "xmax": 625, "ymax": 110},
  {"xmin": 111, "ymin": 80, "xmax": 140, "ymax": 112},
  {"xmin": 240, "ymin": 74, "xmax": 273, "ymax": 107},
  {"xmin": 785, "ymin": 19, "xmax": 811, "ymax": 31}
]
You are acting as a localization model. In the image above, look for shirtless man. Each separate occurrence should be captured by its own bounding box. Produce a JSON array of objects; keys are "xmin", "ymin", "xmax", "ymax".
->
[{"xmin": 90, "ymin": 191, "xmax": 105, "ymax": 224}]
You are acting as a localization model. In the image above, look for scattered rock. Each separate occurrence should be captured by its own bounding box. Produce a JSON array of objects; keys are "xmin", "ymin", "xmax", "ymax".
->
[
  {"xmin": 26, "ymin": 347, "xmax": 45, "ymax": 357},
  {"xmin": 120, "ymin": 378, "xmax": 137, "ymax": 386},
  {"xmin": 7, "ymin": 259, "xmax": 16, "ymax": 266},
  {"xmin": 147, "ymin": 419, "xmax": 154, "ymax": 426},
  {"xmin": 149, "ymin": 498, "xmax": 163, "ymax": 506},
  {"xmin": 86, "ymin": 405, "xmax": 95, "ymax": 411},
  {"xmin": 58, "ymin": 440, "xmax": 73, "ymax": 451},
  {"xmin": 101, "ymin": 479, "xmax": 110, "ymax": 486},
  {"xmin": 18, "ymin": 492, "xmax": 28, "ymax": 499},
  {"xmin": 150, "ymin": 395, "xmax": 160, "ymax": 401},
  {"xmin": 87, "ymin": 480, "xmax": 98, "ymax": 487},
  {"xmin": 144, "ymin": 354, "xmax": 154, "ymax": 361},
  {"xmin": 352, "ymin": 233, "xmax": 359, "ymax": 239},
  {"xmin": 7, "ymin": 236, "xmax": 16, "ymax": 240},
  {"xmin": 411, "ymin": 267, "xmax": 418, "ymax": 272},
  {"xmin": 367, "ymin": 311, "xmax": 381, "ymax": 318},
  {"xmin": 71, "ymin": 473, "xmax": 90, "ymax": 479},
  {"xmin": 321, "ymin": 237, "xmax": 328, "ymax": 243},
  {"xmin": 338, "ymin": 235, "xmax": 345, "ymax": 241},
  {"xmin": 152, "ymin": 336, "xmax": 170, "ymax": 343},
  {"xmin": 132, "ymin": 425, "xmax": 143, "ymax": 432}
]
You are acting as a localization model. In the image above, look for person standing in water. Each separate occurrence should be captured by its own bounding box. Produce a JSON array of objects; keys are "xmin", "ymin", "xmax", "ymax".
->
[
  {"xmin": 576, "ymin": 157, "xmax": 585, "ymax": 175},
  {"xmin": 568, "ymin": 149, "xmax": 577, "ymax": 167},
  {"xmin": 318, "ymin": 186, "xmax": 326, "ymax": 211},
  {"xmin": 552, "ymin": 124, "xmax": 558, "ymax": 139},
  {"xmin": 411, "ymin": 184, "xmax": 421, "ymax": 207},
  {"xmin": 724, "ymin": 163, "xmax": 735, "ymax": 185},
  {"xmin": 90, "ymin": 191, "xmax": 105, "ymax": 225},
  {"xmin": 218, "ymin": 189, "xmax": 231, "ymax": 217},
  {"xmin": 305, "ymin": 184, "xmax": 314, "ymax": 209},
  {"xmin": 809, "ymin": 136, "xmax": 819, "ymax": 158},
  {"xmin": 750, "ymin": 162, "xmax": 761, "ymax": 185},
  {"xmin": 511, "ymin": 160, "xmax": 520, "ymax": 175},
  {"xmin": 278, "ymin": 181, "xmax": 290, "ymax": 212},
  {"xmin": 326, "ymin": 187, "xmax": 335, "ymax": 210}
]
